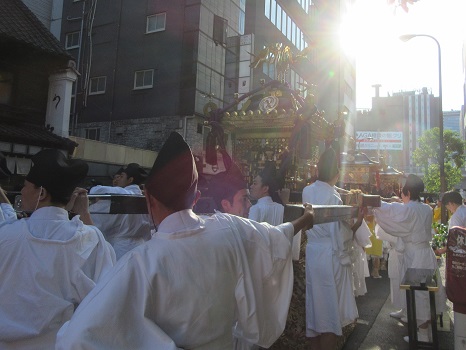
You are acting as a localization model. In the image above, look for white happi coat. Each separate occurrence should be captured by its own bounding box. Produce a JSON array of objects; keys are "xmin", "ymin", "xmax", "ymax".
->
[
  {"xmin": 302, "ymin": 181, "xmax": 358, "ymax": 337},
  {"xmin": 249, "ymin": 196, "xmax": 284, "ymax": 225},
  {"xmin": 0, "ymin": 206, "xmax": 116, "ymax": 350},
  {"xmin": 449, "ymin": 204, "xmax": 466, "ymax": 230},
  {"xmin": 56, "ymin": 209, "xmax": 295, "ymax": 350},
  {"xmin": 89, "ymin": 184, "xmax": 151, "ymax": 259},
  {"xmin": 239, "ymin": 196, "xmax": 285, "ymax": 350},
  {"xmin": 373, "ymin": 200, "xmax": 447, "ymax": 321}
]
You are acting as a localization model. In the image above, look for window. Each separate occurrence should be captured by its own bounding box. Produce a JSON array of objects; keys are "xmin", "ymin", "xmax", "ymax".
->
[
  {"xmin": 85, "ymin": 128, "xmax": 100, "ymax": 141},
  {"xmin": 271, "ymin": 0, "xmax": 276, "ymax": 25},
  {"xmin": 146, "ymin": 13, "xmax": 166, "ymax": 33},
  {"xmin": 265, "ymin": 0, "xmax": 271, "ymax": 19},
  {"xmin": 276, "ymin": 5, "xmax": 282, "ymax": 29},
  {"xmin": 265, "ymin": 1, "xmax": 305, "ymax": 51},
  {"xmin": 262, "ymin": 61, "xmax": 275, "ymax": 80},
  {"xmin": 134, "ymin": 69, "xmax": 154, "ymax": 89},
  {"xmin": 89, "ymin": 76, "xmax": 106, "ymax": 95},
  {"xmin": 213, "ymin": 15, "xmax": 228, "ymax": 46},
  {"xmin": 65, "ymin": 31, "xmax": 80, "ymax": 49},
  {"xmin": 238, "ymin": 10, "xmax": 245, "ymax": 35}
]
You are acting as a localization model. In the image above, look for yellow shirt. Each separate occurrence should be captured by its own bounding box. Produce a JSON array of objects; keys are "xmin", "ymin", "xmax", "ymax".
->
[
  {"xmin": 433, "ymin": 206, "xmax": 441, "ymax": 223},
  {"xmin": 364, "ymin": 214, "xmax": 383, "ymax": 257}
]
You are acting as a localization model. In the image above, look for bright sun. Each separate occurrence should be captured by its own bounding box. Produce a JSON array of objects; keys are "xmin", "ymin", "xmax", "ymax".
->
[
  {"xmin": 339, "ymin": 0, "xmax": 405, "ymax": 101},
  {"xmin": 339, "ymin": 0, "xmax": 466, "ymax": 110},
  {"xmin": 339, "ymin": 0, "xmax": 402, "ymax": 58}
]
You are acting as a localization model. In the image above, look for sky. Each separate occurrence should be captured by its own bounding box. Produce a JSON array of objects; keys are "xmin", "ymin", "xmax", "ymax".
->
[{"xmin": 340, "ymin": 0, "xmax": 466, "ymax": 111}]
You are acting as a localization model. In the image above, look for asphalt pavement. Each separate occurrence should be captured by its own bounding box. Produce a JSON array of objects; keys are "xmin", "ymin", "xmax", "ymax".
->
[{"xmin": 342, "ymin": 260, "xmax": 455, "ymax": 350}]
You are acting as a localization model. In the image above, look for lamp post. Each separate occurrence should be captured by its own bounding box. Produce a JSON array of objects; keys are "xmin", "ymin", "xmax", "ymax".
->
[{"xmin": 399, "ymin": 34, "xmax": 446, "ymax": 224}]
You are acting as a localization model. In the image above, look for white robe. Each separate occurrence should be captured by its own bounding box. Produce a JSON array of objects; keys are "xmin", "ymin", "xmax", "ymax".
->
[
  {"xmin": 248, "ymin": 196, "xmax": 301, "ymax": 261},
  {"xmin": 302, "ymin": 181, "xmax": 358, "ymax": 337},
  {"xmin": 0, "ymin": 206, "xmax": 116, "ymax": 350},
  {"xmin": 89, "ymin": 184, "xmax": 151, "ymax": 259},
  {"xmin": 56, "ymin": 209, "xmax": 295, "ymax": 350},
  {"xmin": 373, "ymin": 200, "xmax": 447, "ymax": 321},
  {"xmin": 449, "ymin": 204, "xmax": 466, "ymax": 230},
  {"xmin": 375, "ymin": 224, "xmax": 403, "ymax": 308},
  {"xmin": 351, "ymin": 220, "xmax": 372, "ymax": 296},
  {"xmin": 249, "ymin": 196, "xmax": 284, "ymax": 225}
]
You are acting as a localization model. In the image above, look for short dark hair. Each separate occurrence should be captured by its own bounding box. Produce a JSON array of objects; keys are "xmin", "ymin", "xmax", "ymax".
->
[
  {"xmin": 26, "ymin": 149, "xmax": 88, "ymax": 206},
  {"xmin": 122, "ymin": 163, "xmax": 147, "ymax": 185},
  {"xmin": 317, "ymin": 148, "xmax": 339, "ymax": 182},
  {"xmin": 401, "ymin": 174, "xmax": 424, "ymax": 201},
  {"xmin": 31, "ymin": 183, "xmax": 70, "ymax": 206},
  {"xmin": 209, "ymin": 174, "xmax": 246, "ymax": 212},
  {"xmin": 442, "ymin": 190, "xmax": 463, "ymax": 206},
  {"xmin": 257, "ymin": 162, "xmax": 282, "ymax": 204}
]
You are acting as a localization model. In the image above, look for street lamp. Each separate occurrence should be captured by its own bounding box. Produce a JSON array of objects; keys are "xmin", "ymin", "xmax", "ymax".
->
[{"xmin": 399, "ymin": 34, "xmax": 446, "ymax": 223}]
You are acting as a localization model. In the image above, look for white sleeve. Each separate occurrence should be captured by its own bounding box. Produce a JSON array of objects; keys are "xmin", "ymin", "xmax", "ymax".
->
[
  {"xmin": 225, "ymin": 215, "xmax": 293, "ymax": 348},
  {"xmin": 0, "ymin": 203, "xmax": 17, "ymax": 222},
  {"xmin": 354, "ymin": 220, "xmax": 372, "ymax": 248},
  {"xmin": 375, "ymin": 224, "xmax": 397, "ymax": 244},
  {"xmin": 90, "ymin": 185, "xmax": 134, "ymax": 195},
  {"xmin": 449, "ymin": 213, "xmax": 463, "ymax": 229},
  {"xmin": 373, "ymin": 201, "xmax": 413, "ymax": 237}
]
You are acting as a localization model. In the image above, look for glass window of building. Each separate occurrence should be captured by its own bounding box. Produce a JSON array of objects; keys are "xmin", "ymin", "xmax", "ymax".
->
[
  {"xmin": 265, "ymin": 1, "xmax": 306, "ymax": 51},
  {"xmin": 89, "ymin": 76, "xmax": 107, "ymax": 95},
  {"xmin": 271, "ymin": 0, "xmax": 277, "ymax": 25},
  {"xmin": 276, "ymin": 5, "xmax": 282, "ymax": 29},
  {"xmin": 134, "ymin": 69, "xmax": 154, "ymax": 89},
  {"xmin": 281, "ymin": 10, "xmax": 287, "ymax": 35},
  {"xmin": 85, "ymin": 128, "xmax": 100, "ymax": 141},
  {"xmin": 298, "ymin": 0, "xmax": 310, "ymax": 13},
  {"xmin": 146, "ymin": 13, "xmax": 166, "ymax": 33},
  {"xmin": 65, "ymin": 31, "xmax": 80, "ymax": 49},
  {"xmin": 265, "ymin": 0, "xmax": 271, "ymax": 19}
]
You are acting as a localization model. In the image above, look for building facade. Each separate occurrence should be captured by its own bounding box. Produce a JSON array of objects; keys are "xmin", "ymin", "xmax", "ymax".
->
[
  {"xmin": 0, "ymin": 0, "xmax": 79, "ymax": 190},
  {"xmin": 443, "ymin": 109, "xmax": 461, "ymax": 135},
  {"xmin": 60, "ymin": 0, "xmax": 356, "ymax": 174},
  {"xmin": 21, "ymin": 0, "xmax": 64, "ymax": 39},
  {"xmin": 355, "ymin": 87, "xmax": 440, "ymax": 173}
]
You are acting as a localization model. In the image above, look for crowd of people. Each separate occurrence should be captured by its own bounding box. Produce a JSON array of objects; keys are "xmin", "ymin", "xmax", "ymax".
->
[{"xmin": 0, "ymin": 133, "xmax": 457, "ymax": 349}]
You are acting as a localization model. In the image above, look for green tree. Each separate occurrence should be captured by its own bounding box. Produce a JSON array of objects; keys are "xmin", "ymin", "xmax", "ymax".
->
[
  {"xmin": 413, "ymin": 128, "xmax": 465, "ymax": 170},
  {"xmin": 423, "ymin": 163, "xmax": 463, "ymax": 193},
  {"xmin": 413, "ymin": 127, "xmax": 465, "ymax": 192}
]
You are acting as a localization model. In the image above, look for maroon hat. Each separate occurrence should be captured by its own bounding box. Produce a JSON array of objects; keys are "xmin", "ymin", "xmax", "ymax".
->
[{"xmin": 145, "ymin": 132, "xmax": 198, "ymax": 210}]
